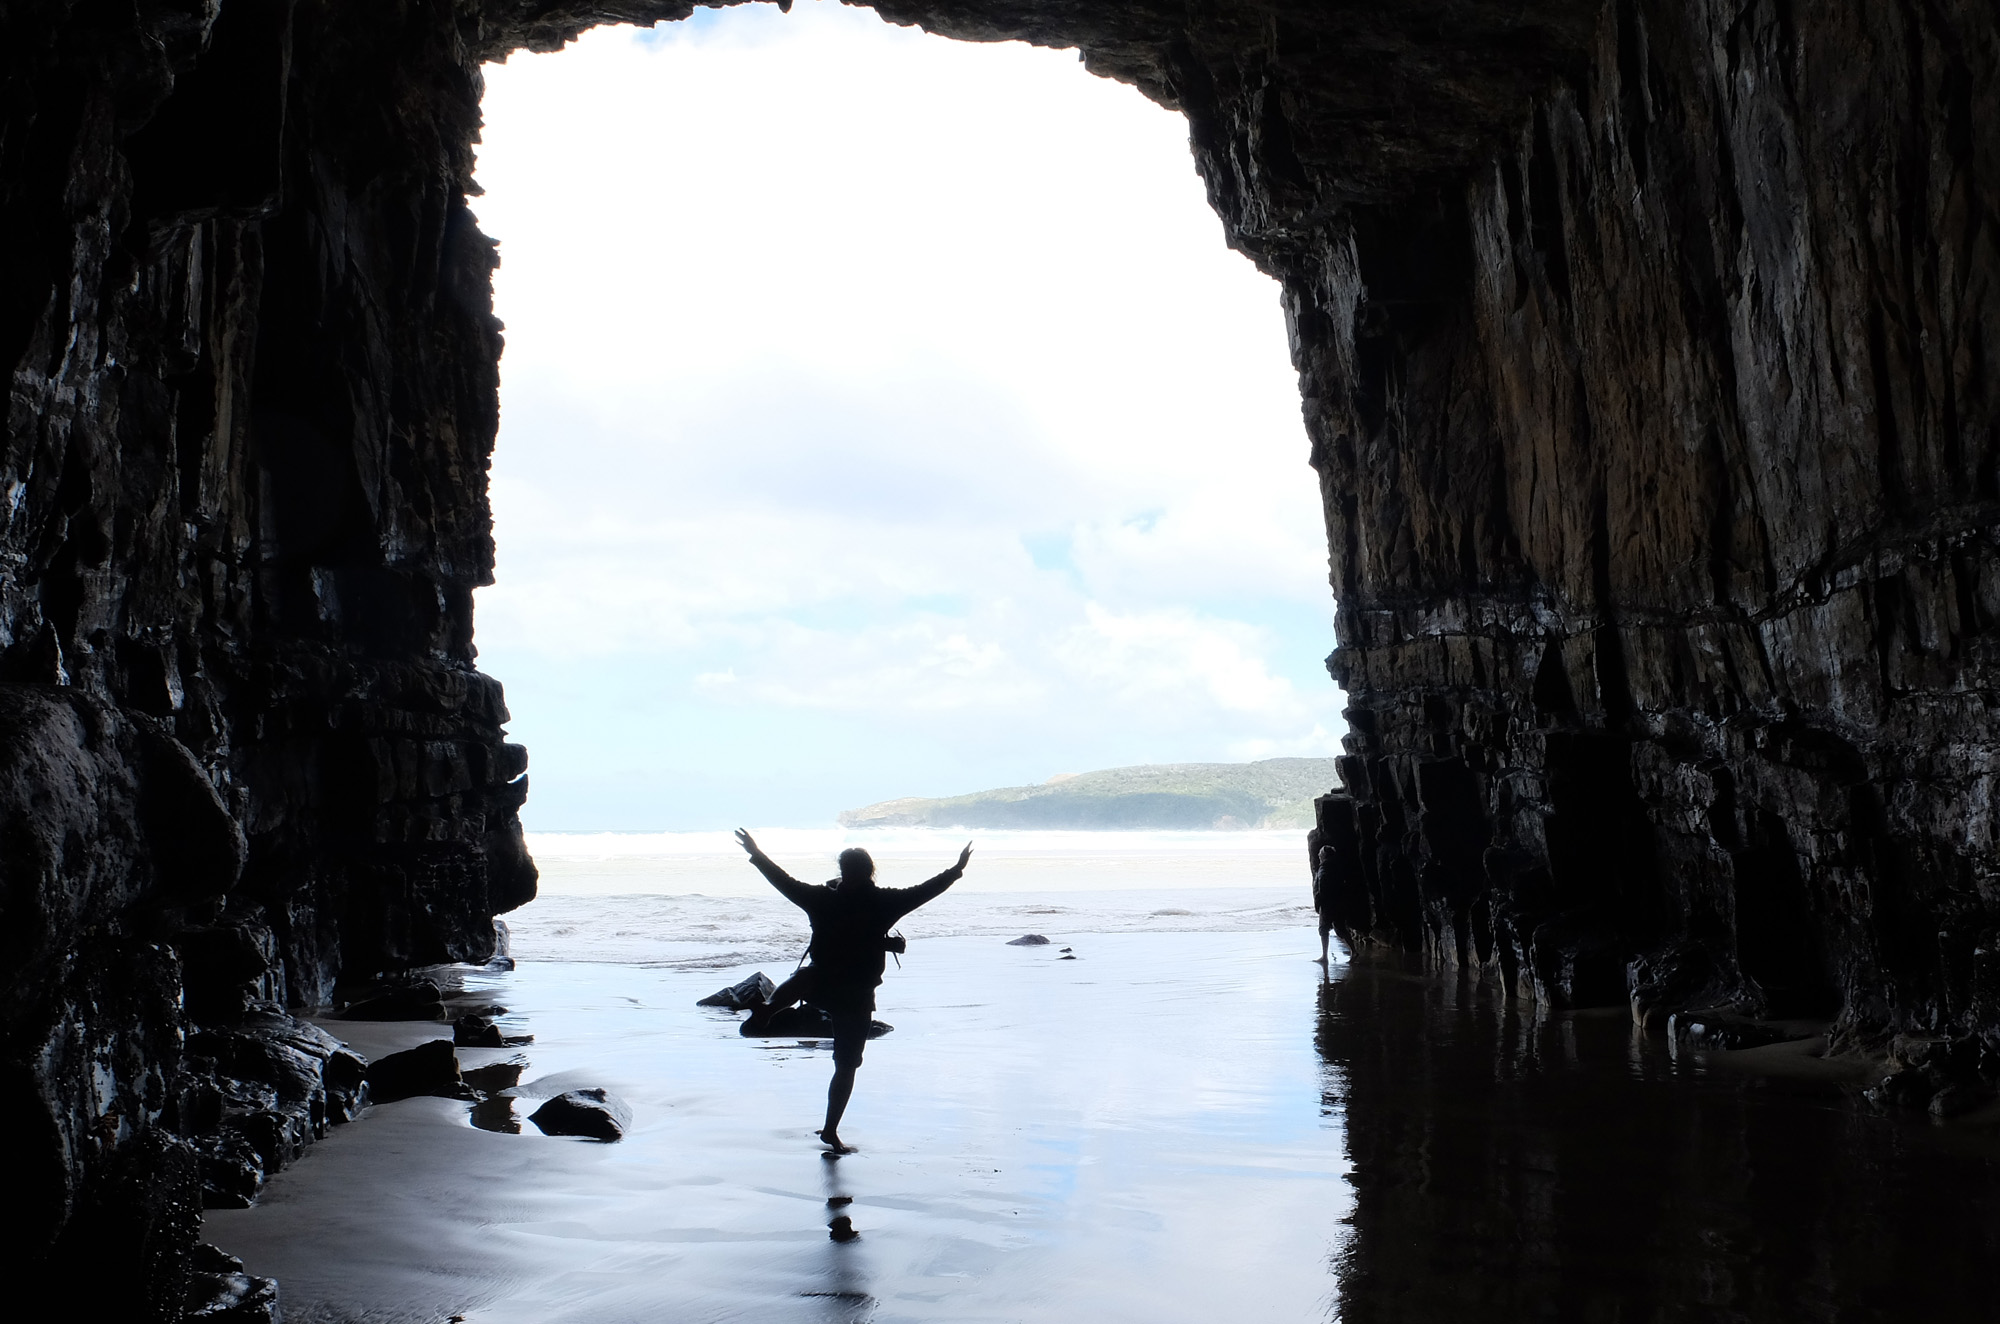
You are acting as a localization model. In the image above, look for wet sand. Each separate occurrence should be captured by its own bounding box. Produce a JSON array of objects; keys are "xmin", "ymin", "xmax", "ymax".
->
[
  {"xmin": 207, "ymin": 929, "xmax": 1349, "ymax": 1323},
  {"xmin": 207, "ymin": 919, "xmax": 2000, "ymax": 1323}
]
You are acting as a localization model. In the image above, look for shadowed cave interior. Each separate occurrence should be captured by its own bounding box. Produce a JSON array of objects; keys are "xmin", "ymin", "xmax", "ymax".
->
[{"xmin": 3, "ymin": 0, "xmax": 1999, "ymax": 1315}]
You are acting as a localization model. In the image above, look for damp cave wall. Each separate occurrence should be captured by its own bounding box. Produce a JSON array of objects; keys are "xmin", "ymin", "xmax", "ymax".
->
[
  {"xmin": 1274, "ymin": 0, "xmax": 2000, "ymax": 1043},
  {"xmin": 3, "ymin": 0, "xmax": 1998, "ymax": 1310},
  {"xmin": 2, "ymin": 0, "xmax": 534, "ymax": 1306}
]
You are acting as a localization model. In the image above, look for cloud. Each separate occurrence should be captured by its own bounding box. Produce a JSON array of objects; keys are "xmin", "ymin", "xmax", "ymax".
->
[{"xmin": 470, "ymin": 2, "xmax": 1344, "ymax": 829}]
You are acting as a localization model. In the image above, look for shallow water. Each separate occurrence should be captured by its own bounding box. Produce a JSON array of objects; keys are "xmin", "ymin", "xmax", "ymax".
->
[
  {"xmin": 1320, "ymin": 958, "xmax": 2000, "ymax": 1323},
  {"xmin": 208, "ymin": 884, "xmax": 2000, "ymax": 1322},
  {"xmin": 209, "ymin": 929, "xmax": 1348, "ymax": 1323}
]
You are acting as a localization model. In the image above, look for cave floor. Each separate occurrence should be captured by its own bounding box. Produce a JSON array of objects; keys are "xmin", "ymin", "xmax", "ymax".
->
[{"xmin": 205, "ymin": 929, "xmax": 2000, "ymax": 1323}]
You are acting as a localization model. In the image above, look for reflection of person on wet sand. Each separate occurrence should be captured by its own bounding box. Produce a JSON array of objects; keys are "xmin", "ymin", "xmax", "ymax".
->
[{"xmin": 734, "ymin": 829, "xmax": 971, "ymax": 1153}]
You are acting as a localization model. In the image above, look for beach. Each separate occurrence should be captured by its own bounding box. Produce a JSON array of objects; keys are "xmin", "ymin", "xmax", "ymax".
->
[
  {"xmin": 205, "ymin": 935, "xmax": 1347, "ymax": 1322},
  {"xmin": 205, "ymin": 833, "xmax": 1346, "ymax": 1322},
  {"xmin": 203, "ymin": 832, "xmax": 2000, "ymax": 1323}
]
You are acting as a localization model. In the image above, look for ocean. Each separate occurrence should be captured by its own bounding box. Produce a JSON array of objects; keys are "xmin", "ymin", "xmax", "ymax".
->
[{"xmin": 508, "ymin": 827, "xmax": 1321, "ymax": 969}]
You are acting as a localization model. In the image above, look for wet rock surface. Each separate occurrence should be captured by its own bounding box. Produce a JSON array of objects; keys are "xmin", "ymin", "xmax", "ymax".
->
[
  {"xmin": 528, "ymin": 1088, "xmax": 632, "ymax": 1142},
  {"xmin": 1279, "ymin": 0, "xmax": 2000, "ymax": 1055},
  {"xmin": 696, "ymin": 971, "xmax": 777, "ymax": 1008},
  {"xmin": 181, "ymin": 1009, "xmax": 369, "ymax": 1208},
  {"xmin": 336, "ymin": 981, "xmax": 448, "ymax": 1022},
  {"xmin": 362, "ymin": 1040, "xmax": 464, "ymax": 1105},
  {"xmin": 6, "ymin": 0, "xmax": 1999, "ymax": 1312},
  {"xmin": 180, "ymin": 1243, "xmax": 279, "ymax": 1323},
  {"xmin": 739, "ymin": 1007, "xmax": 895, "ymax": 1040},
  {"xmin": 1321, "ymin": 952, "xmax": 2000, "ymax": 1321}
]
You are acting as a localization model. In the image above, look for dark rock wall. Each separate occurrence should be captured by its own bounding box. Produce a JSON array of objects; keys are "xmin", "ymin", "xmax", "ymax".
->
[
  {"xmin": 3, "ymin": 0, "xmax": 531, "ymax": 1305},
  {"xmin": 4, "ymin": 0, "xmax": 1997, "ymax": 1310},
  {"xmin": 1293, "ymin": 0, "xmax": 2000, "ymax": 1047}
]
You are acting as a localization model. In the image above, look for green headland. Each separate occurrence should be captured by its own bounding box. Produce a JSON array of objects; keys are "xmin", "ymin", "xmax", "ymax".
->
[{"xmin": 838, "ymin": 758, "xmax": 1341, "ymax": 831}]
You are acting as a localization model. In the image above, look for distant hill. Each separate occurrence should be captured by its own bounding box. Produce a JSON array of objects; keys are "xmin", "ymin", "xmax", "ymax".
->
[{"xmin": 838, "ymin": 758, "xmax": 1341, "ymax": 831}]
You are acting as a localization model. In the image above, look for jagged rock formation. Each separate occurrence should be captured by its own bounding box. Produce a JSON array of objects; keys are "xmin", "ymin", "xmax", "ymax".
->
[
  {"xmin": 1290, "ymin": 2, "xmax": 2000, "ymax": 1050},
  {"xmin": 4, "ymin": 0, "xmax": 1996, "ymax": 1313},
  {"xmin": 3, "ymin": 0, "xmax": 532, "ymax": 1310}
]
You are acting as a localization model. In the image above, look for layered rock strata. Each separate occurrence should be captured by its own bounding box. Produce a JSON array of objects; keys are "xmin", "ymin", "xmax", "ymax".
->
[
  {"xmin": 4, "ymin": 0, "xmax": 1998, "ymax": 1313},
  {"xmin": 3, "ymin": 0, "xmax": 533, "ymax": 1309},
  {"xmin": 1288, "ymin": 1, "xmax": 2000, "ymax": 1054}
]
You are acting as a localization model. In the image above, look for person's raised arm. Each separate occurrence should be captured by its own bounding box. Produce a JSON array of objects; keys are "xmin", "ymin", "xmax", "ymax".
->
[
  {"xmin": 886, "ymin": 841, "xmax": 973, "ymax": 922},
  {"xmin": 735, "ymin": 829, "xmax": 817, "ymax": 910}
]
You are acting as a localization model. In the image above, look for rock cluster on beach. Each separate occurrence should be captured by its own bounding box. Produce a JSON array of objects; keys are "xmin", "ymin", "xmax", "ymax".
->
[{"xmin": 6, "ymin": 0, "xmax": 1999, "ymax": 1312}]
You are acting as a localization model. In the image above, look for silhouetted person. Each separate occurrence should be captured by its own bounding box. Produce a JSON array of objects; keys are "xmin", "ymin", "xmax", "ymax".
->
[
  {"xmin": 734, "ymin": 830, "xmax": 971, "ymax": 1152},
  {"xmin": 1312, "ymin": 844, "xmax": 1336, "ymax": 964}
]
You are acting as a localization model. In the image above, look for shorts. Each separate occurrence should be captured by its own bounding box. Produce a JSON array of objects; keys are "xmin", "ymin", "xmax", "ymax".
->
[{"xmin": 829, "ymin": 1009, "xmax": 872, "ymax": 1068}]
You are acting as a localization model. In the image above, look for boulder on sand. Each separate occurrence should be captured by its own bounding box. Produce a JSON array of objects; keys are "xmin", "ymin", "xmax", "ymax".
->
[
  {"xmin": 453, "ymin": 1014, "xmax": 506, "ymax": 1047},
  {"xmin": 1007, "ymin": 934, "xmax": 1050, "ymax": 946},
  {"xmin": 337, "ymin": 979, "xmax": 446, "ymax": 1021},
  {"xmin": 697, "ymin": 972, "xmax": 778, "ymax": 1009},
  {"xmin": 364, "ymin": 1040, "xmax": 461, "ymax": 1102},
  {"xmin": 530, "ymin": 1088, "xmax": 632, "ymax": 1141},
  {"xmin": 181, "ymin": 1243, "xmax": 278, "ymax": 1322}
]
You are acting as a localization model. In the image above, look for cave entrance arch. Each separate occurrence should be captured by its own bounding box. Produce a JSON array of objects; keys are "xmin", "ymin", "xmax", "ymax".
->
[{"xmin": 467, "ymin": 1, "xmax": 1345, "ymax": 836}]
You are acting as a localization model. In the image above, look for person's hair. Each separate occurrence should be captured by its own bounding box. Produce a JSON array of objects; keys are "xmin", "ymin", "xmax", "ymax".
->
[{"xmin": 837, "ymin": 848, "xmax": 876, "ymax": 885}]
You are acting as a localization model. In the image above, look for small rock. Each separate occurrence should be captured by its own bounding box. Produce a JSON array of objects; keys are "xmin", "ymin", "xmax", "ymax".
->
[
  {"xmin": 1007, "ymin": 934, "xmax": 1050, "ymax": 946},
  {"xmin": 1059, "ymin": 954, "xmax": 1078, "ymax": 960},
  {"xmin": 364, "ymin": 1039, "xmax": 461, "ymax": 1103},
  {"xmin": 1665, "ymin": 1009, "xmax": 1797, "ymax": 1051},
  {"xmin": 324, "ymin": 1049, "xmax": 369, "ymax": 1123},
  {"xmin": 196, "ymin": 1132, "xmax": 264, "ymax": 1209},
  {"xmin": 529, "ymin": 1088, "xmax": 631, "ymax": 1141},
  {"xmin": 1928, "ymin": 1084, "xmax": 1987, "ymax": 1118},
  {"xmin": 337, "ymin": 980, "xmax": 446, "ymax": 1021},
  {"xmin": 697, "ymin": 972, "xmax": 777, "ymax": 1008},
  {"xmin": 453, "ymin": 1015, "xmax": 506, "ymax": 1048},
  {"xmin": 182, "ymin": 1243, "xmax": 279, "ymax": 1322},
  {"xmin": 1865, "ymin": 1069, "xmax": 1937, "ymax": 1110}
]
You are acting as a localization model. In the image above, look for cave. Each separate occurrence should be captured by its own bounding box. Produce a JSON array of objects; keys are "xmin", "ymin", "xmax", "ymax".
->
[{"xmin": 4, "ymin": 0, "xmax": 1998, "ymax": 1314}]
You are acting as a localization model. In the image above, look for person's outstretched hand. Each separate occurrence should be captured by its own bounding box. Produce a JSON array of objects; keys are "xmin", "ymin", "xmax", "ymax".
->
[
  {"xmin": 956, "ymin": 841, "xmax": 974, "ymax": 871},
  {"xmin": 735, "ymin": 828, "xmax": 763, "ymax": 859}
]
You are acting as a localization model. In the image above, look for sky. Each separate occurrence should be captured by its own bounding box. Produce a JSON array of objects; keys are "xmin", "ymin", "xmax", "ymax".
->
[{"xmin": 470, "ymin": 0, "xmax": 1344, "ymax": 830}]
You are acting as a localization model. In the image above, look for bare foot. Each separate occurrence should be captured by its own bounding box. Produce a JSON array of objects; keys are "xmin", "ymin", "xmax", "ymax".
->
[{"xmin": 816, "ymin": 1129, "xmax": 856, "ymax": 1154}]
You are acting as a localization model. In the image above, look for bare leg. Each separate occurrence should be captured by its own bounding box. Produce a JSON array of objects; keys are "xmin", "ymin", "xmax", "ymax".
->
[
  {"xmin": 1318, "ymin": 925, "xmax": 1331, "ymax": 963},
  {"xmin": 819, "ymin": 1065, "xmax": 858, "ymax": 1152},
  {"xmin": 744, "ymin": 969, "xmax": 811, "ymax": 1033}
]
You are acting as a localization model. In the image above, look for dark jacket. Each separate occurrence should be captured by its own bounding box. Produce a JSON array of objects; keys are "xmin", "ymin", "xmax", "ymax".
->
[{"xmin": 749, "ymin": 856, "xmax": 961, "ymax": 1004}]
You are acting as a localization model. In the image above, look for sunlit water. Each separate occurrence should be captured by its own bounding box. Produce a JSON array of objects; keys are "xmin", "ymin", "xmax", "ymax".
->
[
  {"xmin": 506, "ymin": 828, "xmax": 1318, "ymax": 968},
  {"xmin": 208, "ymin": 832, "xmax": 2000, "ymax": 1322}
]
